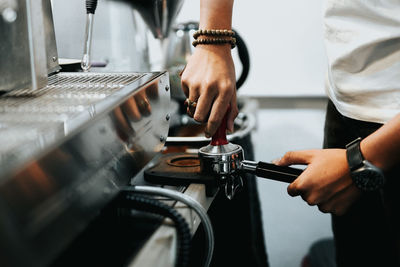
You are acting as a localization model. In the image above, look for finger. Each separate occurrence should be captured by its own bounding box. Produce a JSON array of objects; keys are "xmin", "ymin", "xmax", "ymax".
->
[
  {"xmin": 276, "ymin": 150, "xmax": 315, "ymax": 166},
  {"xmin": 193, "ymin": 87, "xmax": 217, "ymax": 123},
  {"xmin": 179, "ymin": 64, "xmax": 187, "ymax": 77},
  {"xmin": 287, "ymin": 177, "xmax": 304, "ymax": 197},
  {"xmin": 186, "ymin": 86, "xmax": 200, "ymax": 118},
  {"xmin": 205, "ymin": 94, "xmax": 231, "ymax": 137},
  {"xmin": 188, "ymin": 84, "xmax": 200, "ymax": 103},
  {"xmin": 181, "ymin": 79, "xmax": 189, "ymax": 98},
  {"xmin": 318, "ymin": 185, "xmax": 360, "ymax": 215},
  {"xmin": 227, "ymin": 90, "xmax": 238, "ymax": 132},
  {"xmin": 286, "ymin": 165, "xmax": 315, "ymax": 198},
  {"xmin": 287, "ymin": 182, "xmax": 301, "ymax": 197}
]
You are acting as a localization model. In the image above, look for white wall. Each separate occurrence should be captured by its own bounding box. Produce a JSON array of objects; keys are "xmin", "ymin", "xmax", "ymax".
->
[{"xmin": 176, "ymin": 0, "xmax": 327, "ymax": 97}]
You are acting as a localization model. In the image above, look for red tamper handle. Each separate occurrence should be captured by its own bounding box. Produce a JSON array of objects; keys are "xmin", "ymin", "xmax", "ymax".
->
[{"xmin": 211, "ymin": 106, "xmax": 230, "ymax": 146}]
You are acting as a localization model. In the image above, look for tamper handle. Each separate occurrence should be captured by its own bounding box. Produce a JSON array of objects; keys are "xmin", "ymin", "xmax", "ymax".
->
[{"xmin": 211, "ymin": 106, "xmax": 230, "ymax": 146}]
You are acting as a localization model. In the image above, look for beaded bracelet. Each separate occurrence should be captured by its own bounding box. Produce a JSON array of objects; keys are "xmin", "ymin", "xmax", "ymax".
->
[
  {"xmin": 193, "ymin": 29, "xmax": 235, "ymax": 40},
  {"xmin": 192, "ymin": 37, "xmax": 236, "ymax": 49}
]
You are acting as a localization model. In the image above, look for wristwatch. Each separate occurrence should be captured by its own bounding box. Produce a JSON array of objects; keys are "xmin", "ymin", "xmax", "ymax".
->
[{"xmin": 345, "ymin": 137, "xmax": 385, "ymax": 191}]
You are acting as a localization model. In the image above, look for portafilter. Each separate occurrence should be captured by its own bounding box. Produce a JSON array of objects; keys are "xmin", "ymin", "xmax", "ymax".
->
[{"xmin": 198, "ymin": 108, "xmax": 303, "ymax": 200}]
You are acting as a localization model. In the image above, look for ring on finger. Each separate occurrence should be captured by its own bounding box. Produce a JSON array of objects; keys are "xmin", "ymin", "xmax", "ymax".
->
[
  {"xmin": 187, "ymin": 103, "xmax": 197, "ymax": 117},
  {"xmin": 185, "ymin": 98, "xmax": 197, "ymax": 117},
  {"xmin": 184, "ymin": 98, "xmax": 197, "ymax": 107}
]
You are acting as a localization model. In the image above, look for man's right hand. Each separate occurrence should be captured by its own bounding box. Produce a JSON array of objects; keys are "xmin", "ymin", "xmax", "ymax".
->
[{"xmin": 180, "ymin": 44, "xmax": 238, "ymax": 137}]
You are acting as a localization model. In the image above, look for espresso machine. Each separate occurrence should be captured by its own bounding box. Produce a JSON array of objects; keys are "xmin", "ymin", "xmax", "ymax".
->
[
  {"xmin": 0, "ymin": 0, "xmax": 185, "ymax": 266},
  {"xmin": 0, "ymin": 1, "xmax": 282, "ymax": 266}
]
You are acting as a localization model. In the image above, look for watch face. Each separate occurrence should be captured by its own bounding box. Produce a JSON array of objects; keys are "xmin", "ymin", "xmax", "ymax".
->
[{"xmin": 353, "ymin": 168, "xmax": 385, "ymax": 191}]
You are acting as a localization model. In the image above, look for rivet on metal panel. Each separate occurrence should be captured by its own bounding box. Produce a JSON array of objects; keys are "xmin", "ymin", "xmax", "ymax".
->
[
  {"xmin": 2, "ymin": 8, "xmax": 17, "ymax": 23},
  {"xmin": 166, "ymin": 114, "xmax": 170, "ymax": 121}
]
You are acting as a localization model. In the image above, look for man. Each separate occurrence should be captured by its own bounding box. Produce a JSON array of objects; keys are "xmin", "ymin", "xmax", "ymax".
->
[{"xmin": 181, "ymin": 0, "xmax": 400, "ymax": 266}]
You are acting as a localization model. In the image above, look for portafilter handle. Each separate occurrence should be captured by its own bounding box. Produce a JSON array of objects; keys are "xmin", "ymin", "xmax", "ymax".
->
[{"xmin": 241, "ymin": 160, "xmax": 303, "ymax": 183}]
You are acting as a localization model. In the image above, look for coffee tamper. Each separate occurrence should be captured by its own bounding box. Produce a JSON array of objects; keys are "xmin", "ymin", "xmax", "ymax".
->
[
  {"xmin": 198, "ymin": 109, "xmax": 244, "ymax": 199},
  {"xmin": 199, "ymin": 109, "xmax": 303, "ymax": 200}
]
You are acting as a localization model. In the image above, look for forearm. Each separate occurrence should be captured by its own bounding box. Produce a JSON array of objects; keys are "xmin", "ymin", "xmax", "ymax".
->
[
  {"xmin": 180, "ymin": 0, "xmax": 237, "ymax": 136},
  {"xmin": 361, "ymin": 113, "xmax": 400, "ymax": 171},
  {"xmin": 200, "ymin": 0, "xmax": 233, "ymax": 29}
]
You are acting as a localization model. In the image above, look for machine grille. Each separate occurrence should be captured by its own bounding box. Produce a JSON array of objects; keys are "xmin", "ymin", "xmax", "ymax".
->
[{"xmin": 0, "ymin": 72, "xmax": 144, "ymax": 157}]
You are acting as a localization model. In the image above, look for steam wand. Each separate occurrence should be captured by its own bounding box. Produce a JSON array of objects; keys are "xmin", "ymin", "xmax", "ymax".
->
[{"xmin": 81, "ymin": 0, "xmax": 98, "ymax": 72}]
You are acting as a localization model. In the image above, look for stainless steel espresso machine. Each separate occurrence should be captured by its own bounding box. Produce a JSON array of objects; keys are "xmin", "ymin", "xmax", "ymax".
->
[
  {"xmin": 0, "ymin": 1, "xmax": 179, "ymax": 266},
  {"xmin": 1, "ymin": 1, "xmax": 272, "ymax": 267}
]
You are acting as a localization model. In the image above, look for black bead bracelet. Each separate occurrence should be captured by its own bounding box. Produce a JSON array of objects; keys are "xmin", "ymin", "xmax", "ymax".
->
[
  {"xmin": 193, "ymin": 29, "xmax": 235, "ymax": 39},
  {"xmin": 192, "ymin": 37, "xmax": 236, "ymax": 49}
]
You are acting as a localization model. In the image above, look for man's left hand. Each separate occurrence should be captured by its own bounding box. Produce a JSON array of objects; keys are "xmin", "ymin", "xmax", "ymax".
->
[{"xmin": 274, "ymin": 149, "xmax": 361, "ymax": 216}]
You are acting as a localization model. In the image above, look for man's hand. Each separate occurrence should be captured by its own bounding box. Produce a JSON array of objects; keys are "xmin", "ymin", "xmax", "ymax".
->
[
  {"xmin": 181, "ymin": 45, "xmax": 238, "ymax": 137},
  {"xmin": 274, "ymin": 149, "xmax": 361, "ymax": 216}
]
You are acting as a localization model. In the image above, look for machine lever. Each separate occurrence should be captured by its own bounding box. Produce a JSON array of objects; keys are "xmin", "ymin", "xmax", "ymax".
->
[{"xmin": 241, "ymin": 160, "xmax": 303, "ymax": 183}]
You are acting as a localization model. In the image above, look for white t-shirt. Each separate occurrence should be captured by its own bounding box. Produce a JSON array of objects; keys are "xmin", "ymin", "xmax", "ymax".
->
[{"xmin": 324, "ymin": 0, "xmax": 400, "ymax": 124}]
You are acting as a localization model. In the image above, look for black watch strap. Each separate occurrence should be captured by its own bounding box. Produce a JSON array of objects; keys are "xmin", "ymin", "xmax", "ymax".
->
[{"xmin": 346, "ymin": 137, "xmax": 364, "ymax": 171}]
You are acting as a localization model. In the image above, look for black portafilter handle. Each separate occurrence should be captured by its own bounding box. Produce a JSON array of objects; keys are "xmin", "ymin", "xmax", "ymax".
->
[{"xmin": 241, "ymin": 160, "xmax": 303, "ymax": 183}]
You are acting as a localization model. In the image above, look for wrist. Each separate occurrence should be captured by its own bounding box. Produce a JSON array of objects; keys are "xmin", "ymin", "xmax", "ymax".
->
[
  {"xmin": 195, "ymin": 44, "xmax": 233, "ymax": 57},
  {"xmin": 347, "ymin": 138, "xmax": 386, "ymax": 191},
  {"xmin": 360, "ymin": 138, "xmax": 386, "ymax": 171}
]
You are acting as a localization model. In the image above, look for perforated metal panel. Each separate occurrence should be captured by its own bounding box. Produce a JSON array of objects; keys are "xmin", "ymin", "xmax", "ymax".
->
[{"xmin": 0, "ymin": 72, "xmax": 145, "ymax": 160}]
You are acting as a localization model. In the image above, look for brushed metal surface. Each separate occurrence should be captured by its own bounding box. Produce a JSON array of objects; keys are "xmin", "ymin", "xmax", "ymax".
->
[
  {"xmin": 0, "ymin": 0, "xmax": 48, "ymax": 92},
  {"xmin": 0, "ymin": 71, "xmax": 170, "ymax": 267},
  {"xmin": 42, "ymin": 0, "xmax": 60, "ymax": 74}
]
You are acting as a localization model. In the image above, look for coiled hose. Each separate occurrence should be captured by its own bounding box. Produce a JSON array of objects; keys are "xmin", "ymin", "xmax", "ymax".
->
[
  {"xmin": 124, "ymin": 186, "xmax": 215, "ymax": 267},
  {"xmin": 120, "ymin": 193, "xmax": 191, "ymax": 267}
]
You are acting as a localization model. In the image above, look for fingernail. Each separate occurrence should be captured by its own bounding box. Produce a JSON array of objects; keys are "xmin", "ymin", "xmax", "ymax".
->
[{"xmin": 272, "ymin": 158, "xmax": 281, "ymax": 165}]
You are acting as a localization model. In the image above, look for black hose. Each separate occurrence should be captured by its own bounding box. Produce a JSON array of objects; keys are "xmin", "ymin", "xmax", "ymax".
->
[
  {"xmin": 235, "ymin": 30, "xmax": 250, "ymax": 90},
  {"xmin": 86, "ymin": 0, "xmax": 98, "ymax": 14},
  {"xmin": 119, "ymin": 193, "xmax": 192, "ymax": 267}
]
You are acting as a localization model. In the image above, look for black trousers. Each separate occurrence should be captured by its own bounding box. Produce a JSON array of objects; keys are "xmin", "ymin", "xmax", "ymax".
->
[{"xmin": 324, "ymin": 100, "xmax": 400, "ymax": 267}]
